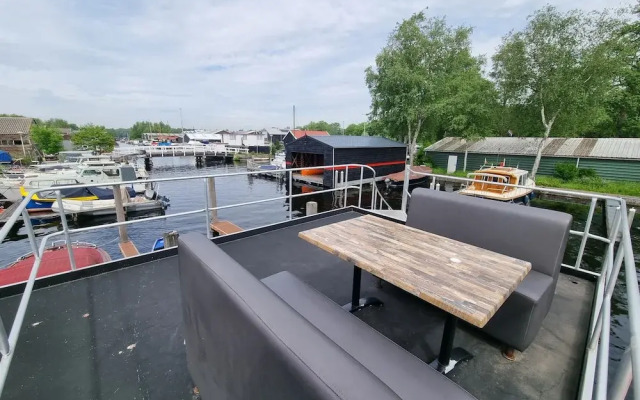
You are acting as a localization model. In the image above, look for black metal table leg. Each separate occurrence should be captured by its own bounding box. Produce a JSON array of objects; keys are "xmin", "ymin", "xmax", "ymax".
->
[
  {"xmin": 342, "ymin": 265, "xmax": 383, "ymax": 312},
  {"xmin": 429, "ymin": 314, "xmax": 473, "ymax": 374}
]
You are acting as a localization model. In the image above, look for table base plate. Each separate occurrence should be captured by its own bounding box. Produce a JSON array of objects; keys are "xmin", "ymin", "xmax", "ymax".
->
[
  {"xmin": 342, "ymin": 297, "xmax": 383, "ymax": 313},
  {"xmin": 429, "ymin": 347, "xmax": 473, "ymax": 374}
]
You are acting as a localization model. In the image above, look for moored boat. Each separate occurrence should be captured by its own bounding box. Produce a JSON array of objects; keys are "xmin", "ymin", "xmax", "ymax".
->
[
  {"xmin": 21, "ymin": 186, "xmax": 136, "ymax": 212},
  {"xmin": 384, "ymin": 165, "xmax": 432, "ymax": 189},
  {"xmin": 0, "ymin": 241, "xmax": 111, "ymax": 287},
  {"xmin": 458, "ymin": 165, "xmax": 535, "ymax": 204}
]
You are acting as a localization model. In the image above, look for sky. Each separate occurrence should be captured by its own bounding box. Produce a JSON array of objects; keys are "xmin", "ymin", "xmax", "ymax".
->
[{"xmin": 0, "ymin": 0, "xmax": 630, "ymax": 130}]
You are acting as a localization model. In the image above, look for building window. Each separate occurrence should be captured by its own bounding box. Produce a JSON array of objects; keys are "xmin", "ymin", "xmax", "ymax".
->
[{"xmin": 13, "ymin": 140, "xmax": 22, "ymax": 145}]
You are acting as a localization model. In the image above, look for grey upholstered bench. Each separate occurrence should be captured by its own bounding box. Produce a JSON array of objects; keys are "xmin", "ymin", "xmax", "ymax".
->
[
  {"xmin": 178, "ymin": 232, "xmax": 475, "ymax": 400},
  {"xmin": 406, "ymin": 188, "xmax": 572, "ymax": 352}
]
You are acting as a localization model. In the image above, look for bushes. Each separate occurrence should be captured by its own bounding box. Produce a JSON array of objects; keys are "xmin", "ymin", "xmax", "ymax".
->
[{"xmin": 554, "ymin": 163, "xmax": 598, "ymax": 182}]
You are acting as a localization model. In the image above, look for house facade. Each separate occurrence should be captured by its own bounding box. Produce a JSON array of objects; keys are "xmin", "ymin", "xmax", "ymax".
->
[{"xmin": 0, "ymin": 117, "xmax": 34, "ymax": 158}]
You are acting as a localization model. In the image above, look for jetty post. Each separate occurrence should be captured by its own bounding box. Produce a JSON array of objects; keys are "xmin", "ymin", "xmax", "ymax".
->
[{"xmin": 114, "ymin": 184, "xmax": 139, "ymax": 257}]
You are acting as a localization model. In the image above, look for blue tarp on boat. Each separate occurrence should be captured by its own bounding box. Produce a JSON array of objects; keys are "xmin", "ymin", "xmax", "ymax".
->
[{"xmin": 0, "ymin": 151, "xmax": 12, "ymax": 164}]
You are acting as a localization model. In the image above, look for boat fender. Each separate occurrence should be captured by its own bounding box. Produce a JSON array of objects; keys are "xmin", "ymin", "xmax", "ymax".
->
[{"xmin": 523, "ymin": 194, "xmax": 530, "ymax": 206}]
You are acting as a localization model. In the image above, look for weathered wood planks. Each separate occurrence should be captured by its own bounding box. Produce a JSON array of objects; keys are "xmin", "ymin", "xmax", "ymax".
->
[{"xmin": 299, "ymin": 214, "xmax": 531, "ymax": 328}]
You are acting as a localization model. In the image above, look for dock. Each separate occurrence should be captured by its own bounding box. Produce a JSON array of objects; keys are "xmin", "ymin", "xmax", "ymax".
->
[
  {"xmin": 0, "ymin": 202, "xmax": 21, "ymax": 226},
  {"xmin": 119, "ymin": 240, "xmax": 140, "ymax": 257},
  {"xmin": 210, "ymin": 220, "xmax": 243, "ymax": 235}
]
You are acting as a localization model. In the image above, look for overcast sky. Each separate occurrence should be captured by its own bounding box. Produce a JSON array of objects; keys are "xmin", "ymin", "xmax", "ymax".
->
[{"xmin": 0, "ymin": 0, "xmax": 629, "ymax": 130}]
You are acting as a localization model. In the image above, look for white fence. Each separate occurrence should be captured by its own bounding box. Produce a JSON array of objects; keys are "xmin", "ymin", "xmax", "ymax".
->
[{"xmin": 111, "ymin": 144, "xmax": 249, "ymax": 157}]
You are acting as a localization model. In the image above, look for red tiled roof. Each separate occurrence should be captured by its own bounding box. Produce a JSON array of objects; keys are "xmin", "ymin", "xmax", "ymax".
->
[{"xmin": 292, "ymin": 130, "xmax": 330, "ymax": 139}]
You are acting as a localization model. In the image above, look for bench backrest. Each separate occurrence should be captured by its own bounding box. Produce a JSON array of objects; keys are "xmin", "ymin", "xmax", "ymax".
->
[
  {"xmin": 178, "ymin": 233, "xmax": 401, "ymax": 400},
  {"xmin": 406, "ymin": 189, "xmax": 572, "ymax": 279}
]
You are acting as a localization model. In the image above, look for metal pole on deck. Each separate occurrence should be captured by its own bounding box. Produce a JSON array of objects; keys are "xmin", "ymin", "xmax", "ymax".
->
[
  {"xmin": 204, "ymin": 179, "xmax": 213, "ymax": 239},
  {"xmin": 288, "ymin": 169, "xmax": 293, "ymax": 220},
  {"xmin": 55, "ymin": 190, "xmax": 77, "ymax": 270},
  {"xmin": 343, "ymin": 166, "xmax": 348, "ymax": 207},
  {"xmin": 207, "ymin": 177, "xmax": 217, "ymax": 223},
  {"xmin": 113, "ymin": 184, "xmax": 128, "ymax": 243},
  {"xmin": 358, "ymin": 167, "xmax": 363, "ymax": 208},
  {"xmin": 401, "ymin": 156, "xmax": 410, "ymax": 213}
]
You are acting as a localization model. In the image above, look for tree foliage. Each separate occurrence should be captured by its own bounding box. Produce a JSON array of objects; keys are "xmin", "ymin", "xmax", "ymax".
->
[
  {"xmin": 130, "ymin": 121, "xmax": 175, "ymax": 139},
  {"xmin": 72, "ymin": 124, "xmax": 115, "ymax": 152},
  {"xmin": 43, "ymin": 118, "xmax": 78, "ymax": 130},
  {"xmin": 31, "ymin": 125, "xmax": 63, "ymax": 154},
  {"xmin": 301, "ymin": 121, "xmax": 342, "ymax": 135},
  {"xmin": 492, "ymin": 6, "xmax": 625, "ymax": 177},
  {"xmin": 366, "ymin": 12, "xmax": 496, "ymax": 163}
]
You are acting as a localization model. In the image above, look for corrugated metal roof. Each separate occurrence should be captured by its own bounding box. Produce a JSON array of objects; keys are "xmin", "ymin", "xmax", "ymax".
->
[
  {"xmin": 262, "ymin": 127, "xmax": 288, "ymax": 136},
  {"xmin": 0, "ymin": 117, "xmax": 32, "ymax": 136},
  {"xmin": 426, "ymin": 137, "xmax": 640, "ymax": 160},
  {"xmin": 185, "ymin": 132, "xmax": 222, "ymax": 140},
  {"xmin": 311, "ymin": 135, "xmax": 406, "ymax": 149}
]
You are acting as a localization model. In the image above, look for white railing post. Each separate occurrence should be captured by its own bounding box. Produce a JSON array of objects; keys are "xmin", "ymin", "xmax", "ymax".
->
[
  {"xmin": 575, "ymin": 198, "xmax": 598, "ymax": 270},
  {"xmin": 288, "ymin": 169, "xmax": 293, "ymax": 220},
  {"xmin": 0, "ymin": 316, "xmax": 10, "ymax": 356},
  {"xmin": 343, "ymin": 166, "xmax": 348, "ymax": 207},
  {"xmin": 55, "ymin": 190, "xmax": 77, "ymax": 270},
  {"xmin": 401, "ymin": 157, "xmax": 410, "ymax": 213},
  {"xmin": 358, "ymin": 166, "xmax": 363, "ymax": 208},
  {"xmin": 203, "ymin": 178, "xmax": 212, "ymax": 239},
  {"xmin": 609, "ymin": 346, "xmax": 632, "ymax": 400},
  {"xmin": 21, "ymin": 209, "xmax": 40, "ymax": 259}
]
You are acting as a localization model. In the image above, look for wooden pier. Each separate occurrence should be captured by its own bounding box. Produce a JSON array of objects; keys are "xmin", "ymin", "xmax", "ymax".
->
[{"xmin": 210, "ymin": 220, "xmax": 243, "ymax": 236}]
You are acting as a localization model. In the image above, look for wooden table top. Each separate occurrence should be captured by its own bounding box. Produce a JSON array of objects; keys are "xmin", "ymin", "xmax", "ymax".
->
[{"xmin": 298, "ymin": 214, "xmax": 531, "ymax": 328}]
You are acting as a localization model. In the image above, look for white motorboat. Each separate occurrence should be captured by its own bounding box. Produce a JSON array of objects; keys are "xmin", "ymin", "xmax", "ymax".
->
[{"xmin": 51, "ymin": 189, "xmax": 168, "ymax": 217}]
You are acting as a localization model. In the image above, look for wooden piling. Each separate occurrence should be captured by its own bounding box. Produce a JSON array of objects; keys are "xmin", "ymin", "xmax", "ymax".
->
[
  {"xmin": 163, "ymin": 231, "xmax": 179, "ymax": 248},
  {"xmin": 207, "ymin": 177, "xmax": 217, "ymax": 223},
  {"xmin": 114, "ymin": 184, "xmax": 139, "ymax": 257}
]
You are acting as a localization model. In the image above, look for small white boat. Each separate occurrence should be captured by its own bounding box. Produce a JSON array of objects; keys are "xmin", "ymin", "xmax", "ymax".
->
[
  {"xmin": 459, "ymin": 165, "xmax": 535, "ymax": 205},
  {"xmin": 51, "ymin": 189, "xmax": 168, "ymax": 217}
]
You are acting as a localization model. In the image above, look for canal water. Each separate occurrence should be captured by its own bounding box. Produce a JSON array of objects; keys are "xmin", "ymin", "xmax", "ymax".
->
[{"xmin": 1, "ymin": 156, "xmax": 638, "ymax": 383}]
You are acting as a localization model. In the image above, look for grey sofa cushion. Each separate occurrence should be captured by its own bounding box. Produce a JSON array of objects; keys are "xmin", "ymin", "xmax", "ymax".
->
[
  {"xmin": 178, "ymin": 232, "xmax": 403, "ymax": 400},
  {"xmin": 405, "ymin": 188, "xmax": 572, "ymax": 351},
  {"xmin": 262, "ymin": 270, "xmax": 477, "ymax": 400},
  {"xmin": 406, "ymin": 188, "xmax": 572, "ymax": 279}
]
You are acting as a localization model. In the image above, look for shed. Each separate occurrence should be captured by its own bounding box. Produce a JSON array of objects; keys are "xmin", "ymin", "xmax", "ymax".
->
[
  {"xmin": 426, "ymin": 137, "xmax": 640, "ymax": 181},
  {"xmin": 285, "ymin": 135, "xmax": 406, "ymax": 188},
  {"xmin": 0, "ymin": 150, "xmax": 12, "ymax": 164},
  {"xmin": 283, "ymin": 130, "xmax": 329, "ymax": 145}
]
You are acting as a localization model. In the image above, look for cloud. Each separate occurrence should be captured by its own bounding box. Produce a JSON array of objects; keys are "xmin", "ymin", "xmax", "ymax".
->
[{"xmin": 0, "ymin": 0, "xmax": 630, "ymax": 129}]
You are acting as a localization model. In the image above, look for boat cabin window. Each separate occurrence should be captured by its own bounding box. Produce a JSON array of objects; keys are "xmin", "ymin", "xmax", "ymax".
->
[
  {"xmin": 102, "ymin": 168, "xmax": 120, "ymax": 177},
  {"xmin": 81, "ymin": 169, "xmax": 101, "ymax": 176}
]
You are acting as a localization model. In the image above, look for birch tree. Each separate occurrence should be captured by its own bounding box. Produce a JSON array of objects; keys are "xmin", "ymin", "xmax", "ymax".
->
[
  {"xmin": 365, "ymin": 12, "xmax": 491, "ymax": 164},
  {"xmin": 492, "ymin": 6, "xmax": 624, "ymax": 178}
]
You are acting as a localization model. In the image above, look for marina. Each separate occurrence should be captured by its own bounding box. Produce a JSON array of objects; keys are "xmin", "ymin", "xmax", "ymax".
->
[{"xmin": 0, "ymin": 156, "xmax": 635, "ymax": 400}]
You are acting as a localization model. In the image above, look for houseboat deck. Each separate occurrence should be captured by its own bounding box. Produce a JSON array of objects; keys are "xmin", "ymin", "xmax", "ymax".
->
[{"xmin": 0, "ymin": 209, "xmax": 594, "ymax": 399}]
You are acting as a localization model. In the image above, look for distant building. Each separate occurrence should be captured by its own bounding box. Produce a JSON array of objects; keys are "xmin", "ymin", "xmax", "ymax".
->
[
  {"xmin": 0, "ymin": 117, "xmax": 34, "ymax": 158},
  {"xmin": 183, "ymin": 130, "xmax": 223, "ymax": 143},
  {"xmin": 426, "ymin": 137, "xmax": 640, "ymax": 181},
  {"xmin": 283, "ymin": 129, "xmax": 330, "ymax": 145},
  {"xmin": 260, "ymin": 127, "xmax": 289, "ymax": 144},
  {"xmin": 221, "ymin": 130, "xmax": 270, "ymax": 152}
]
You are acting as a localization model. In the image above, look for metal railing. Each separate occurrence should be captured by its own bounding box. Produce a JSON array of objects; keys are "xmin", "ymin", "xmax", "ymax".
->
[
  {"xmin": 401, "ymin": 166, "xmax": 640, "ymax": 400},
  {"xmin": 111, "ymin": 144, "xmax": 250, "ymax": 157},
  {"xmin": 0, "ymin": 163, "xmax": 388, "ymax": 396}
]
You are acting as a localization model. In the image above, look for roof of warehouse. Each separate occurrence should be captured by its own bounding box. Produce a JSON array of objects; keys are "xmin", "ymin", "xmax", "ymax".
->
[
  {"xmin": 426, "ymin": 137, "xmax": 640, "ymax": 160},
  {"xmin": 310, "ymin": 135, "xmax": 406, "ymax": 149}
]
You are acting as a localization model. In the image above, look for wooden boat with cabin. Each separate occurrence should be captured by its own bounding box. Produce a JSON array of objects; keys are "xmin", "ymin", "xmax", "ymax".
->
[{"xmin": 458, "ymin": 165, "xmax": 535, "ymax": 204}]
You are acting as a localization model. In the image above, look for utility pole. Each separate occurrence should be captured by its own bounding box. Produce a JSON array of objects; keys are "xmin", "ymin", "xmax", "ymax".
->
[
  {"xmin": 179, "ymin": 108, "xmax": 184, "ymax": 134},
  {"xmin": 17, "ymin": 131, "xmax": 25, "ymax": 157},
  {"xmin": 293, "ymin": 105, "xmax": 296, "ymax": 131}
]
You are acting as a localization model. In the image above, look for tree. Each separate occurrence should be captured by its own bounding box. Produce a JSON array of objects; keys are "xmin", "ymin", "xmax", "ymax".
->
[
  {"xmin": 44, "ymin": 118, "xmax": 78, "ymax": 130},
  {"xmin": 31, "ymin": 125, "xmax": 63, "ymax": 154},
  {"xmin": 72, "ymin": 124, "xmax": 115, "ymax": 152},
  {"xmin": 344, "ymin": 122, "xmax": 367, "ymax": 136},
  {"xmin": 492, "ymin": 6, "xmax": 625, "ymax": 178},
  {"xmin": 301, "ymin": 121, "xmax": 342, "ymax": 135},
  {"xmin": 601, "ymin": 4, "xmax": 640, "ymax": 137},
  {"xmin": 130, "ymin": 121, "xmax": 174, "ymax": 139},
  {"xmin": 366, "ymin": 12, "xmax": 494, "ymax": 164}
]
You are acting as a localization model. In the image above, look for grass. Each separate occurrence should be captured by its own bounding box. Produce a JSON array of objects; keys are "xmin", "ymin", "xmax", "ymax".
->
[
  {"xmin": 431, "ymin": 167, "xmax": 468, "ymax": 178},
  {"xmin": 535, "ymin": 176, "xmax": 640, "ymax": 197}
]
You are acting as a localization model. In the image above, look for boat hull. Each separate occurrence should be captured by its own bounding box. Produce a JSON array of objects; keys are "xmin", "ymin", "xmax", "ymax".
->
[{"xmin": 0, "ymin": 243, "xmax": 111, "ymax": 287}]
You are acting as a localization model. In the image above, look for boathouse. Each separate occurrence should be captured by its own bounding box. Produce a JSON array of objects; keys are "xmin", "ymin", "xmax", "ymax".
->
[
  {"xmin": 285, "ymin": 135, "xmax": 406, "ymax": 188},
  {"xmin": 426, "ymin": 137, "xmax": 640, "ymax": 181}
]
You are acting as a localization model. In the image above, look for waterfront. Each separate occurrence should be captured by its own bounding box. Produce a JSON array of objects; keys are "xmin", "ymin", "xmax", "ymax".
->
[{"xmin": 0, "ymin": 155, "xmax": 637, "ymax": 380}]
